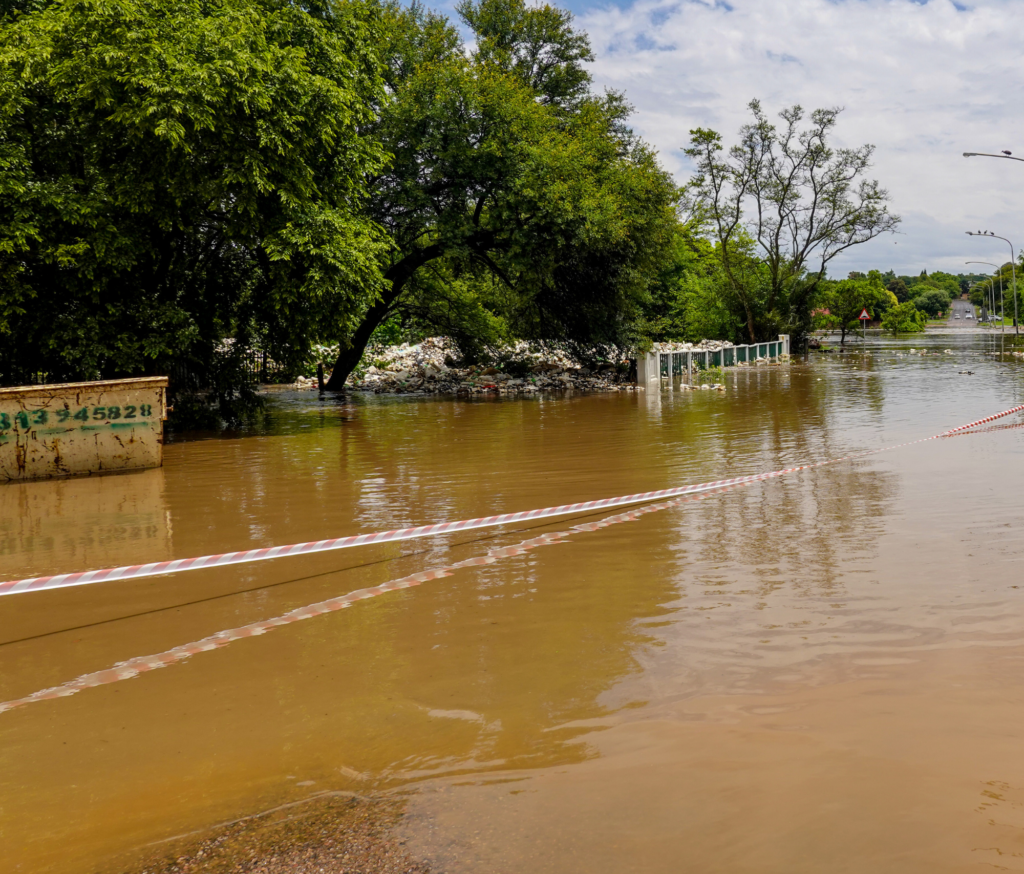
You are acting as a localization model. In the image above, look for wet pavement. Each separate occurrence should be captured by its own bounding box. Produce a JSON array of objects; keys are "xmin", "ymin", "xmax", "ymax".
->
[{"xmin": 2, "ymin": 331, "xmax": 1024, "ymax": 873}]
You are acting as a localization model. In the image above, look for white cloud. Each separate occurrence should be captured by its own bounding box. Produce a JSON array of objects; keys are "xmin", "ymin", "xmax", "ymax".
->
[{"xmin": 575, "ymin": 0, "xmax": 1024, "ymax": 276}]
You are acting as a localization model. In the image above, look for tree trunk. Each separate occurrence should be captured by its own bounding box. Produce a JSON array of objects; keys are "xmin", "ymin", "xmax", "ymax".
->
[
  {"xmin": 323, "ymin": 292, "xmax": 397, "ymax": 391},
  {"xmin": 323, "ymin": 245, "xmax": 444, "ymax": 392}
]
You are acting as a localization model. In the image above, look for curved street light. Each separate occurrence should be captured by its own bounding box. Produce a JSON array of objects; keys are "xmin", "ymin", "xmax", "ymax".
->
[
  {"xmin": 965, "ymin": 260, "xmax": 1004, "ymax": 332},
  {"xmin": 961, "ymin": 152, "xmax": 1022, "ymax": 333},
  {"xmin": 963, "ymin": 151, "xmax": 1024, "ymax": 164},
  {"xmin": 966, "ymin": 232, "xmax": 1019, "ymax": 334}
]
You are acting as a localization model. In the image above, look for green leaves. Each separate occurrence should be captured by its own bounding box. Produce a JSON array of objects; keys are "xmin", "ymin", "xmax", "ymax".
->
[
  {"xmin": 882, "ymin": 301, "xmax": 925, "ymax": 336},
  {"xmin": 456, "ymin": 0, "xmax": 593, "ymax": 108},
  {"xmin": 324, "ymin": 0, "xmax": 677, "ymax": 386},
  {"xmin": 0, "ymin": 0, "xmax": 389, "ymax": 385},
  {"xmin": 0, "ymin": 0, "xmax": 679, "ymax": 394},
  {"xmin": 816, "ymin": 274, "xmax": 896, "ymax": 344},
  {"xmin": 684, "ymin": 101, "xmax": 900, "ymax": 348}
]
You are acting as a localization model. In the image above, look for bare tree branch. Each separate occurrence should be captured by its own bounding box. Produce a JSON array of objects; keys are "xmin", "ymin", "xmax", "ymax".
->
[{"xmin": 683, "ymin": 102, "xmax": 899, "ymax": 348}]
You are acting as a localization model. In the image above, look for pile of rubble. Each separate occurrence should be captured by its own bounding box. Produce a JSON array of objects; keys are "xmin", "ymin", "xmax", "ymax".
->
[
  {"xmin": 294, "ymin": 338, "xmax": 638, "ymax": 396},
  {"xmin": 357, "ymin": 338, "xmax": 635, "ymax": 396},
  {"xmin": 649, "ymin": 339, "xmax": 735, "ymax": 353},
  {"xmin": 286, "ymin": 337, "xmax": 775, "ymax": 395}
]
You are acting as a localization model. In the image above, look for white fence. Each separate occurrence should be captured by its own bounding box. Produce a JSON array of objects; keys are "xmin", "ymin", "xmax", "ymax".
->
[{"xmin": 637, "ymin": 335, "xmax": 789, "ymax": 386}]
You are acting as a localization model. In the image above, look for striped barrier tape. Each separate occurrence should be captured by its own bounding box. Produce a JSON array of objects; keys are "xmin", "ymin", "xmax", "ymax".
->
[
  {"xmin": 944, "ymin": 406, "xmax": 1024, "ymax": 434},
  {"xmin": 941, "ymin": 421, "xmax": 1024, "ymax": 439},
  {"xmin": 1, "ymin": 407, "xmax": 1021, "ymax": 716},
  {"xmin": 1, "ymin": 403, "xmax": 1022, "ymax": 599},
  {"xmin": 0, "ymin": 487, "xmax": 734, "ymax": 715}
]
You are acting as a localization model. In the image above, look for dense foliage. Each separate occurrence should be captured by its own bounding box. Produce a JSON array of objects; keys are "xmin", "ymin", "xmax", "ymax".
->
[
  {"xmin": 0, "ymin": 0, "xmax": 389, "ymax": 409},
  {"xmin": 4, "ymin": 0, "xmax": 970, "ymax": 418},
  {"xmin": 0, "ymin": 0, "xmax": 682, "ymax": 410},
  {"xmin": 322, "ymin": 0, "xmax": 678, "ymax": 387},
  {"xmin": 881, "ymin": 301, "xmax": 926, "ymax": 336},
  {"xmin": 813, "ymin": 271, "xmax": 897, "ymax": 345}
]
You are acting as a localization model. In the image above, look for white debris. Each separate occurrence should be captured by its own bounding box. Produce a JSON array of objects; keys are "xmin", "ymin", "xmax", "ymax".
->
[{"xmin": 284, "ymin": 336, "xmax": 753, "ymax": 396}]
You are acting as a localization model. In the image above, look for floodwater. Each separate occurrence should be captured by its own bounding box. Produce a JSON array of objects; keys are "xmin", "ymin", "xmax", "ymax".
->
[{"xmin": 3, "ymin": 330, "xmax": 1024, "ymax": 873}]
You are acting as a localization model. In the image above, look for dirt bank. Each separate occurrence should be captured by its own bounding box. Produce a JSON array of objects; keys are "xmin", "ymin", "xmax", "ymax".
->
[{"xmin": 134, "ymin": 794, "xmax": 429, "ymax": 874}]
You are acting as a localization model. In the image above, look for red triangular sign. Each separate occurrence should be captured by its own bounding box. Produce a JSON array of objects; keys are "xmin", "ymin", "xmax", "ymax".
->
[{"xmin": 859, "ymin": 309, "xmax": 871, "ymax": 320}]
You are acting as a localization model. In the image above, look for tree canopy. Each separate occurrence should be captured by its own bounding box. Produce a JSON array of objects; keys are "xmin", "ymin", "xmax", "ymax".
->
[
  {"xmin": 2, "ymin": 0, "xmax": 938, "ymax": 411},
  {"xmin": 0, "ymin": 0, "xmax": 389, "ymax": 391},
  {"xmin": 682, "ymin": 101, "xmax": 900, "ymax": 349},
  {"xmin": 0, "ymin": 0, "xmax": 680, "ymax": 407},
  {"xmin": 322, "ymin": 0, "xmax": 678, "ymax": 387},
  {"xmin": 913, "ymin": 288, "xmax": 950, "ymax": 318},
  {"xmin": 815, "ymin": 272, "xmax": 896, "ymax": 345}
]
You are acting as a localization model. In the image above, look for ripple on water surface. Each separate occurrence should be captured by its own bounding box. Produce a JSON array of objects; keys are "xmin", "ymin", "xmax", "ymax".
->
[{"xmin": 2, "ymin": 331, "xmax": 1024, "ymax": 873}]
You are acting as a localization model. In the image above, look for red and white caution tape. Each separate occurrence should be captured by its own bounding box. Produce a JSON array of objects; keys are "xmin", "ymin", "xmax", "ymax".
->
[
  {"xmin": 1, "ymin": 404, "xmax": 1021, "ymax": 599},
  {"xmin": 941, "ymin": 421, "xmax": 1024, "ymax": 439},
  {"xmin": 944, "ymin": 406, "xmax": 1024, "ymax": 434},
  {"xmin": 1, "ymin": 406, "xmax": 1021, "ymax": 716},
  {"xmin": 0, "ymin": 487, "xmax": 733, "ymax": 715}
]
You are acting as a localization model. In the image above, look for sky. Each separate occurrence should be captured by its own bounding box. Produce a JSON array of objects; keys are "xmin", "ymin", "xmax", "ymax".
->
[{"xmin": 464, "ymin": 0, "xmax": 1024, "ymax": 277}]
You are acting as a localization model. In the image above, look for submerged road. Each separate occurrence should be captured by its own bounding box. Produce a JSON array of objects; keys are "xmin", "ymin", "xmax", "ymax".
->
[{"xmin": 4, "ymin": 332, "xmax": 1024, "ymax": 874}]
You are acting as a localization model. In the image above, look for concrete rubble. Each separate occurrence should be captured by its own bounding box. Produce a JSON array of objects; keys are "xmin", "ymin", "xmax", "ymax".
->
[
  {"xmin": 295, "ymin": 338, "xmax": 641, "ymax": 396},
  {"xmin": 287, "ymin": 337, "xmax": 758, "ymax": 395},
  {"xmin": 649, "ymin": 339, "xmax": 736, "ymax": 353}
]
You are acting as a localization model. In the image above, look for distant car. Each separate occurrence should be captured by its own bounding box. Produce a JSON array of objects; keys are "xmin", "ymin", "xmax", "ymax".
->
[
  {"xmin": 966, "ymin": 312, "xmax": 973, "ymax": 319},
  {"xmin": 955, "ymin": 314, "xmax": 961, "ymax": 319}
]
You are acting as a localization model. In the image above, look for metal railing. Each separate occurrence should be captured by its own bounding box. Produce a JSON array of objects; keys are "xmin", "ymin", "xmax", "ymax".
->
[{"xmin": 637, "ymin": 335, "xmax": 789, "ymax": 386}]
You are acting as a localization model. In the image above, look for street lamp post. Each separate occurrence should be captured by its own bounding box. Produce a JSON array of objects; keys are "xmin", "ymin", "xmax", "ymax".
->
[
  {"xmin": 965, "ymin": 261, "xmax": 1005, "ymax": 332},
  {"xmin": 966, "ymin": 262, "xmax": 993, "ymax": 323},
  {"xmin": 964, "ymin": 152, "xmax": 1024, "ymax": 164},
  {"xmin": 961, "ymin": 151, "xmax": 1023, "ymax": 332},
  {"xmin": 966, "ymin": 232, "xmax": 1018, "ymax": 334}
]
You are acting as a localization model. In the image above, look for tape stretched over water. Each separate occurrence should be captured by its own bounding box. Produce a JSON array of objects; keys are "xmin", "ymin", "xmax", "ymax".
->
[
  {"xmin": 1, "ymin": 408, "xmax": 1021, "ymax": 715},
  {"xmin": 1, "ymin": 404, "xmax": 1022, "ymax": 599},
  {"xmin": 0, "ymin": 487, "xmax": 734, "ymax": 715}
]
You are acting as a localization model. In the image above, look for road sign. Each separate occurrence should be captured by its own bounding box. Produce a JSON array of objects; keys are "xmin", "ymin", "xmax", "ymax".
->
[{"xmin": 858, "ymin": 309, "xmax": 871, "ymax": 321}]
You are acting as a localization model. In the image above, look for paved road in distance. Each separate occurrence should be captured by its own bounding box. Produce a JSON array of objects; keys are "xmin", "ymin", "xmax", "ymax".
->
[{"xmin": 949, "ymin": 298, "xmax": 979, "ymax": 325}]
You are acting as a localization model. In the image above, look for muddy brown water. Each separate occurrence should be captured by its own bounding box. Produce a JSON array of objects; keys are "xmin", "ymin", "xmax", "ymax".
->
[{"xmin": 3, "ymin": 332, "xmax": 1024, "ymax": 873}]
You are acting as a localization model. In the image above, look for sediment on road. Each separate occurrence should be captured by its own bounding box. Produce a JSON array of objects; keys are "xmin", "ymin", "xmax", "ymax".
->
[{"xmin": 134, "ymin": 794, "xmax": 429, "ymax": 874}]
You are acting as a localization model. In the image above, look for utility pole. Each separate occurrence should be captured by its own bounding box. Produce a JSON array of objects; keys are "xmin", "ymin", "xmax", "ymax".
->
[{"xmin": 966, "ymin": 233, "xmax": 1018, "ymax": 334}]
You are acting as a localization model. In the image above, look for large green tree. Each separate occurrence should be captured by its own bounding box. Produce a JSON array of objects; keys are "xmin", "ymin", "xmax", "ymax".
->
[
  {"xmin": 683, "ymin": 102, "xmax": 900, "ymax": 350},
  {"xmin": 913, "ymin": 288, "xmax": 950, "ymax": 318},
  {"xmin": 323, "ymin": 0, "xmax": 678, "ymax": 388},
  {"xmin": 882, "ymin": 300, "xmax": 924, "ymax": 335},
  {"xmin": 641, "ymin": 223, "xmax": 741, "ymax": 345},
  {"xmin": 0, "ymin": 0, "xmax": 388, "ymax": 386},
  {"xmin": 820, "ymin": 272, "xmax": 897, "ymax": 345}
]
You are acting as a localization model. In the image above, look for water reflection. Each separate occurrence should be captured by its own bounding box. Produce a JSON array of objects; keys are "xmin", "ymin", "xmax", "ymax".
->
[
  {"xmin": 0, "ymin": 466, "xmax": 170, "ymax": 575},
  {"xmin": 1, "ymin": 332, "xmax": 1023, "ymax": 873}
]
